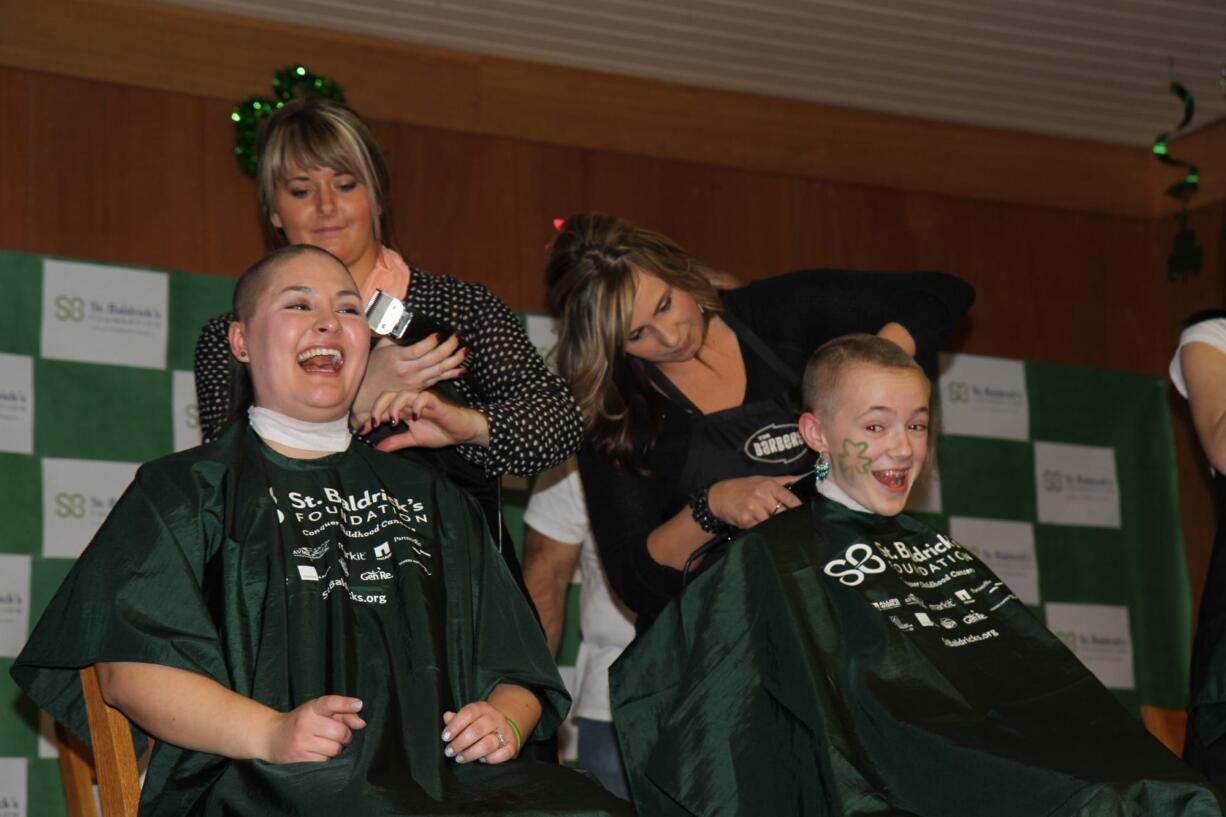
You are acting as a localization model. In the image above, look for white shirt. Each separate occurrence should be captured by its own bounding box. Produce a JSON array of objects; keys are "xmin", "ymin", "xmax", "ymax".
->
[
  {"xmin": 524, "ymin": 460, "xmax": 635, "ymax": 722},
  {"xmin": 1170, "ymin": 317, "xmax": 1226, "ymax": 399}
]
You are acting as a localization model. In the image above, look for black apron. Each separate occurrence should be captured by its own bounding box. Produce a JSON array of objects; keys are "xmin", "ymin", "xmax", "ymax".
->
[{"xmin": 648, "ymin": 313, "xmax": 815, "ymax": 502}]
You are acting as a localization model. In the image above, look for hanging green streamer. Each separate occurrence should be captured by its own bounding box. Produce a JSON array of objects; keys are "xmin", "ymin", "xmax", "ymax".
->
[
  {"xmin": 231, "ymin": 65, "xmax": 346, "ymax": 177},
  {"xmin": 1152, "ymin": 80, "xmax": 1202, "ymax": 281}
]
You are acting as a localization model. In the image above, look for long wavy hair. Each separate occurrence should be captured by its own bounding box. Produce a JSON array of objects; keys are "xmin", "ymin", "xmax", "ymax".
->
[{"xmin": 546, "ymin": 213, "xmax": 727, "ymax": 472}]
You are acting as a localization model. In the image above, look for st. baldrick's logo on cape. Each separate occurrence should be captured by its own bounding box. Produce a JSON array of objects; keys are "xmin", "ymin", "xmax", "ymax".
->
[
  {"xmin": 824, "ymin": 534, "xmax": 974, "ymax": 587},
  {"xmin": 823, "ymin": 543, "xmax": 887, "ymax": 586}
]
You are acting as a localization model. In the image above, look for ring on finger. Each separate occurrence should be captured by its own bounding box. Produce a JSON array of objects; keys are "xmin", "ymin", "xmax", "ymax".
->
[
  {"xmin": 770, "ymin": 500, "xmax": 784, "ymax": 516},
  {"xmin": 494, "ymin": 730, "xmax": 507, "ymax": 749}
]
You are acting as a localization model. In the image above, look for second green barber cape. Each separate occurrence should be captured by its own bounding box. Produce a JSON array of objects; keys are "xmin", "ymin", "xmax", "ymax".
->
[
  {"xmin": 611, "ymin": 495, "xmax": 1220, "ymax": 817},
  {"xmin": 13, "ymin": 422, "xmax": 630, "ymax": 817}
]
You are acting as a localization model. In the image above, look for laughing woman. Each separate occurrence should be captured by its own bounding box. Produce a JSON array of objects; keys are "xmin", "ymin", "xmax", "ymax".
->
[
  {"xmin": 194, "ymin": 97, "xmax": 580, "ymax": 582},
  {"xmin": 13, "ymin": 245, "xmax": 629, "ymax": 817}
]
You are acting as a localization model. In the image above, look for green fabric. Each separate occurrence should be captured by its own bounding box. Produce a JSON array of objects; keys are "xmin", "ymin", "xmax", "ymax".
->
[
  {"xmin": 12, "ymin": 423, "xmax": 630, "ymax": 816},
  {"xmin": 612, "ymin": 497, "xmax": 1220, "ymax": 817}
]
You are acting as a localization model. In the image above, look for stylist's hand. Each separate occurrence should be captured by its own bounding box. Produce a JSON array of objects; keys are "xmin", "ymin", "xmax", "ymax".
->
[
  {"xmin": 261, "ymin": 695, "xmax": 366, "ymax": 764},
  {"xmin": 708, "ymin": 474, "xmax": 805, "ymax": 529},
  {"xmin": 361, "ymin": 390, "xmax": 490, "ymax": 450},
  {"xmin": 351, "ymin": 335, "xmax": 467, "ymax": 428}
]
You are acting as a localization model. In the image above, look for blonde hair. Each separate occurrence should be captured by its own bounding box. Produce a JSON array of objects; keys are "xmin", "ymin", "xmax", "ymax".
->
[
  {"xmin": 802, "ymin": 333, "xmax": 926, "ymax": 420},
  {"xmin": 545, "ymin": 213, "xmax": 726, "ymax": 471},
  {"xmin": 255, "ymin": 98, "xmax": 396, "ymax": 249}
]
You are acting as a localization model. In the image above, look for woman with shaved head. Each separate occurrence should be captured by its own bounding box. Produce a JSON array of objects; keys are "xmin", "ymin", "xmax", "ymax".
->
[{"xmin": 14, "ymin": 246, "xmax": 629, "ymax": 816}]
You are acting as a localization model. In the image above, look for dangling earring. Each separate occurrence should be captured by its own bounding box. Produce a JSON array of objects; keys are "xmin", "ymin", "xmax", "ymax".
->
[{"xmin": 814, "ymin": 451, "xmax": 831, "ymax": 483}]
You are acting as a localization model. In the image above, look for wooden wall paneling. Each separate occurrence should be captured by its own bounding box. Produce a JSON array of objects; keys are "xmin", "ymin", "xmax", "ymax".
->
[
  {"xmin": 0, "ymin": 1, "xmax": 1161, "ymax": 218},
  {"xmin": 200, "ymin": 97, "xmax": 266, "ymax": 279},
  {"xmin": 505, "ymin": 139, "xmax": 586, "ymax": 313},
  {"xmin": 792, "ymin": 180, "xmax": 920, "ymax": 272},
  {"xmin": 575, "ymin": 151, "xmax": 797, "ymax": 286},
  {"xmin": 25, "ymin": 72, "xmax": 111, "ymax": 262},
  {"xmin": 1026, "ymin": 210, "xmax": 1112, "ymax": 370},
  {"xmin": 391, "ymin": 124, "xmax": 524, "ymax": 304},
  {"xmin": 476, "ymin": 52, "xmax": 1153, "ymax": 217},
  {"xmin": 101, "ymin": 83, "xmax": 208, "ymax": 273},
  {"xmin": 0, "ymin": 67, "xmax": 29, "ymax": 253},
  {"xmin": 578, "ymin": 151, "xmax": 677, "ymax": 240},
  {"xmin": 896, "ymin": 195, "xmax": 1023, "ymax": 359},
  {"xmin": 632, "ymin": 162, "xmax": 799, "ymax": 286},
  {"xmin": 0, "ymin": 0, "xmax": 485, "ymax": 135}
]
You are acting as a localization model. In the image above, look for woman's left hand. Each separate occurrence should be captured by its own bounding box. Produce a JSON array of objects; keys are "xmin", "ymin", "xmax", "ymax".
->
[
  {"xmin": 441, "ymin": 703, "xmax": 518, "ymax": 765},
  {"xmin": 360, "ymin": 389, "xmax": 490, "ymax": 450}
]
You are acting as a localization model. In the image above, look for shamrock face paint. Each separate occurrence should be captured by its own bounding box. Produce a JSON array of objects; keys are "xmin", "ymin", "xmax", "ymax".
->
[
  {"xmin": 837, "ymin": 439, "xmax": 873, "ymax": 478},
  {"xmin": 801, "ymin": 363, "xmax": 931, "ymax": 517}
]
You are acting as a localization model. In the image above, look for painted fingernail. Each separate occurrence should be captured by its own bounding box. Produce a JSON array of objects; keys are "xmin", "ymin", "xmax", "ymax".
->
[
  {"xmin": 441, "ymin": 730, "xmax": 451, "ymax": 741},
  {"xmin": 391, "ymin": 414, "xmax": 399, "ymax": 425},
  {"xmin": 455, "ymin": 754, "xmax": 465, "ymax": 764},
  {"xmin": 352, "ymin": 700, "xmax": 363, "ymax": 711},
  {"xmin": 457, "ymin": 369, "xmax": 468, "ymax": 377},
  {"xmin": 444, "ymin": 746, "xmax": 454, "ymax": 757},
  {"xmin": 479, "ymin": 757, "xmax": 488, "ymax": 764}
]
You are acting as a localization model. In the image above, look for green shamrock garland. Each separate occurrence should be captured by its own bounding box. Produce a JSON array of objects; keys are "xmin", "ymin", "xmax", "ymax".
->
[
  {"xmin": 1152, "ymin": 79, "xmax": 1202, "ymax": 282},
  {"xmin": 231, "ymin": 65, "xmax": 346, "ymax": 176}
]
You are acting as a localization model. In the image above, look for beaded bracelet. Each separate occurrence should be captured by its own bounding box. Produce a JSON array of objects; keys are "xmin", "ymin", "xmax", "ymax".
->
[{"xmin": 688, "ymin": 486, "xmax": 728, "ymax": 534}]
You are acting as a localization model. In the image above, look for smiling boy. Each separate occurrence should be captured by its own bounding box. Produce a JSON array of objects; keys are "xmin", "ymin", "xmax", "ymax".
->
[{"xmin": 611, "ymin": 334, "xmax": 1222, "ymax": 817}]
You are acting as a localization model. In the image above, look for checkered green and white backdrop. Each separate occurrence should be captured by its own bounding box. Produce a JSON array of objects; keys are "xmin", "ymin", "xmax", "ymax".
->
[{"xmin": 0, "ymin": 250, "xmax": 1194, "ymax": 816}]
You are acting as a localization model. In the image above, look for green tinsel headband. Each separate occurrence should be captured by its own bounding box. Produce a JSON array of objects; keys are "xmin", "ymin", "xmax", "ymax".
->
[{"xmin": 231, "ymin": 64, "xmax": 346, "ymax": 177}]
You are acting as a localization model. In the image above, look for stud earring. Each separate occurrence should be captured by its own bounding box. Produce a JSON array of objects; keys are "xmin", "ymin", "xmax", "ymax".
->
[{"xmin": 814, "ymin": 451, "xmax": 831, "ymax": 483}]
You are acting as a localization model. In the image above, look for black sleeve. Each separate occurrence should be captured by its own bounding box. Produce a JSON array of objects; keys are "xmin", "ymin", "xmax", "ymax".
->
[
  {"xmin": 723, "ymin": 268, "xmax": 975, "ymax": 369},
  {"xmin": 577, "ymin": 410, "xmax": 694, "ymax": 620},
  {"xmin": 425, "ymin": 277, "xmax": 583, "ymax": 478},
  {"xmin": 192, "ymin": 313, "xmax": 238, "ymax": 445}
]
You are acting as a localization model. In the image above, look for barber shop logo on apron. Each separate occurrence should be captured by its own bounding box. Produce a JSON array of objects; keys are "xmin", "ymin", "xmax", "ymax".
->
[{"xmin": 744, "ymin": 423, "xmax": 807, "ymax": 464}]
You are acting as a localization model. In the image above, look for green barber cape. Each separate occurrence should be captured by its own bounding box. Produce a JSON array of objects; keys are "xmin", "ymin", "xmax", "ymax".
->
[
  {"xmin": 12, "ymin": 423, "xmax": 631, "ymax": 817},
  {"xmin": 611, "ymin": 496, "xmax": 1220, "ymax": 817}
]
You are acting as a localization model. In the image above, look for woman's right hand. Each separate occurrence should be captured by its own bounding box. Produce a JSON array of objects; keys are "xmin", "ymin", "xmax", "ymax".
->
[
  {"xmin": 262, "ymin": 695, "xmax": 366, "ymax": 764},
  {"xmin": 708, "ymin": 474, "xmax": 804, "ymax": 529},
  {"xmin": 350, "ymin": 335, "xmax": 467, "ymax": 428}
]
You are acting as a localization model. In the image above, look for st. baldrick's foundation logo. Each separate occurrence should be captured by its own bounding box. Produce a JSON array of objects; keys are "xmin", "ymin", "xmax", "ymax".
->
[{"xmin": 823, "ymin": 543, "xmax": 887, "ymax": 586}]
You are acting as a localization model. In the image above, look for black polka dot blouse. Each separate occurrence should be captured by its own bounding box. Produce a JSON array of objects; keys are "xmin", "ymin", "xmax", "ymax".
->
[{"xmin": 192, "ymin": 266, "xmax": 582, "ymax": 478}]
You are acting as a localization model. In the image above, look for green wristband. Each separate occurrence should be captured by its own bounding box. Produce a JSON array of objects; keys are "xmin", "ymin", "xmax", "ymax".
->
[{"xmin": 504, "ymin": 715, "xmax": 523, "ymax": 754}]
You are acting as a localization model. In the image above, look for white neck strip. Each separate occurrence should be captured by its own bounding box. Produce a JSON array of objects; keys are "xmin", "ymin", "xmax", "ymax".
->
[
  {"xmin": 248, "ymin": 406, "xmax": 351, "ymax": 453},
  {"xmin": 817, "ymin": 478, "xmax": 872, "ymax": 514}
]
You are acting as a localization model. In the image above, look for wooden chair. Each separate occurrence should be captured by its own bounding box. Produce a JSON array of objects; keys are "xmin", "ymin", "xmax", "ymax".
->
[
  {"xmin": 53, "ymin": 665, "xmax": 145, "ymax": 817},
  {"xmin": 1140, "ymin": 704, "xmax": 1188, "ymax": 757}
]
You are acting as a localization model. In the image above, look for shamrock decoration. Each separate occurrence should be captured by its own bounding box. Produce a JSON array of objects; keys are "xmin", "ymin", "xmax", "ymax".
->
[
  {"xmin": 231, "ymin": 65, "xmax": 346, "ymax": 177},
  {"xmin": 1152, "ymin": 77, "xmax": 1203, "ymax": 282}
]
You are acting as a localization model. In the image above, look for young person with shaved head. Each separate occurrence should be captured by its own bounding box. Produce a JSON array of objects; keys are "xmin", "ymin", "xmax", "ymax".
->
[{"xmin": 14, "ymin": 246, "xmax": 629, "ymax": 817}]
